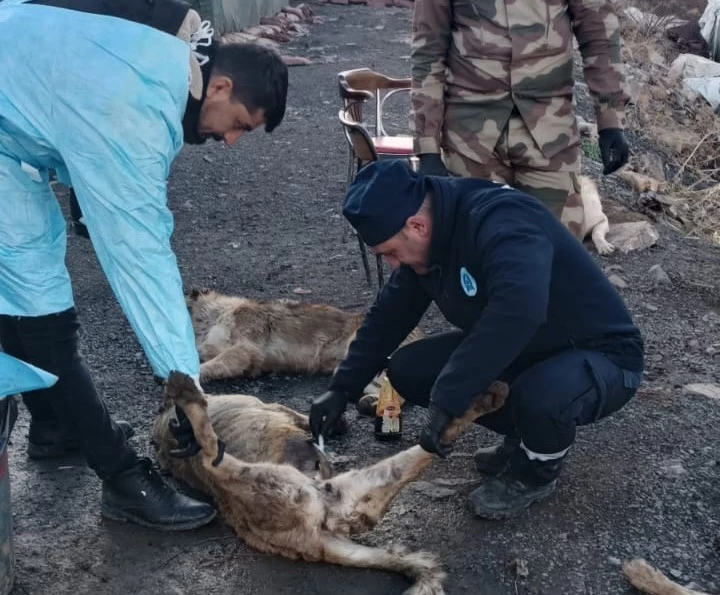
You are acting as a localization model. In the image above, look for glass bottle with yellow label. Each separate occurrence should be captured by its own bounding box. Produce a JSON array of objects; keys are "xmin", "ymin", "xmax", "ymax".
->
[{"xmin": 374, "ymin": 375, "xmax": 403, "ymax": 442}]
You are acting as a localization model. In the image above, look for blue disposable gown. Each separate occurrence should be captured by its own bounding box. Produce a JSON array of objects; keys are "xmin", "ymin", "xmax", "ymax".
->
[{"xmin": 0, "ymin": 0, "xmax": 200, "ymax": 379}]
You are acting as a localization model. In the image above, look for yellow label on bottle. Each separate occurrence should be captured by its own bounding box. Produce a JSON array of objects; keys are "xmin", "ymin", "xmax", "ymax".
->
[{"xmin": 376, "ymin": 376, "xmax": 402, "ymax": 417}]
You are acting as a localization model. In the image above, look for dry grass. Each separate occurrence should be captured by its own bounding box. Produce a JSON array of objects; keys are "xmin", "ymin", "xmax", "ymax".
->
[{"xmin": 615, "ymin": 0, "xmax": 720, "ymax": 244}]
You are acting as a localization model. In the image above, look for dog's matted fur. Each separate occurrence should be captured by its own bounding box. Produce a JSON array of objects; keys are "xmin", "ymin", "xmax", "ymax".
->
[
  {"xmin": 154, "ymin": 372, "xmax": 509, "ymax": 595},
  {"xmin": 187, "ymin": 288, "xmax": 423, "ymax": 383}
]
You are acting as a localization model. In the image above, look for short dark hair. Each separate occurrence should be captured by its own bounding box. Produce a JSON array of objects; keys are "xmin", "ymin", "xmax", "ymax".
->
[{"xmin": 211, "ymin": 43, "xmax": 289, "ymax": 133}]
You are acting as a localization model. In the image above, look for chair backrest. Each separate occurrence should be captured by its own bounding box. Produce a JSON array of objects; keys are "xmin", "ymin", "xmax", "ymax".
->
[
  {"xmin": 338, "ymin": 109, "xmax": 378, "ymax": 164},
  {"xmin": 337, "ymin": 68, "xmax": 411, "ymax": 136}
]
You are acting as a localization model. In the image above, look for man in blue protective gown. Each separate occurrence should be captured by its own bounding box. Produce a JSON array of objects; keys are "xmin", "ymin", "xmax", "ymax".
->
[
  {"xmin": 0, "ymin": 0, "xmax": 288, "ymax": 530},
  {"xmin": 310, "ymin": 159, "xmax": 645, "ymax": 520}
]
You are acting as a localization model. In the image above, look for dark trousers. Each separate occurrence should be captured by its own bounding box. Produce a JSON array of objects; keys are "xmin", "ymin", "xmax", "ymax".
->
[
  {"xmin": 0, "ymin": 308, "xmax": 137, "ymax": 478},
  {"xmin": 387, "ymin": 331, "xmax": 641, "ymax": 455}
]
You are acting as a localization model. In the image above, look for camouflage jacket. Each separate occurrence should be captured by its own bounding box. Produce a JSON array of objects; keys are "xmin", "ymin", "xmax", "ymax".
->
[{"xmin": 410, "ymin": 0, "xmax": 631, "ymax": 161}]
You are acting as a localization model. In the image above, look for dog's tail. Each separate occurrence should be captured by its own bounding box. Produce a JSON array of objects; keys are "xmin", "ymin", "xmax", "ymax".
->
[
  {"xmin": 319, "ymin": 534, "xmax": 446, "ymax": 595},
  {"xmin": 622, "ymin": 558, "xmax": 710, "ymax": 595}
]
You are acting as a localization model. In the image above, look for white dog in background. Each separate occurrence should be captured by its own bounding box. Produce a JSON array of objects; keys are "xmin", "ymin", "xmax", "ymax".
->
[{"xmin": 562, "ymin": 175, "xmax": 615, "ymax": 256}]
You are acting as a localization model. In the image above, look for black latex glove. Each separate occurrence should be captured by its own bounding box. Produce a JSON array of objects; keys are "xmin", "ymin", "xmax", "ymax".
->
[
  {"xmin": 418, "ymin": 153, "xmax": 449, "ymax": 177},
  {"xmin": 598, "ymin": 128, "xmax": 629, "ymax": 176},
  {"xmin": 418, "ymin": 402, "xmax": 455, "ymax": 458},
  {"xmin": 168, "ymin": 406, "xmax": 201, "ymax": 459},
  {"xmin": 310, "ymin": 389, "xmax": 350, "ymax": 441}
]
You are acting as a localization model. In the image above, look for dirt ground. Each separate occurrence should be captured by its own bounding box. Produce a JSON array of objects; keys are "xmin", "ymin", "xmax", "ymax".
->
[{"xmin": 5, "ymin": 3, "xmax": 720, "ymax": 595}]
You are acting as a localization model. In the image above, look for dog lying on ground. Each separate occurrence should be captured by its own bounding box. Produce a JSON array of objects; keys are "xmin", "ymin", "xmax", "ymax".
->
[
  {"xmin": 561, "ymin": 175, "xmax": 615, "ymax": 256},
  {"xmin": 153, "ymin": 391, "xmax": 334, "ymax": 485},
  {"xmin": 187, "ymin": 288, "xmax": 423, "ymax": 383},
  {"xmin": 154, "ymin": 371, "xmax": 509, "ymax": 595},
  {"xmin": 623, "ymin": 558, "xmax": 711, "ymax": 595}
]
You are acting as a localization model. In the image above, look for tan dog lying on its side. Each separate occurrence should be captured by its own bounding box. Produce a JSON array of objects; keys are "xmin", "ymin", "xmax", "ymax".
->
[
  {"xmin": 187, "ymin": 288, "xmax": 423, "ymax": 384},
  {"xmin": 153, "ymin": 372, "xmax": 509, "ymax": 595},
  {"xmin": 561, "ymin": 175, "xmax": 615, "ymax": 256}
]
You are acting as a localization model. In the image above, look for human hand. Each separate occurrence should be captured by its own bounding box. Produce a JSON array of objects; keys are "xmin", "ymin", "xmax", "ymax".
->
[
  {"xmin": 598, "ymin": 128, "xmax": 629, "ymax": 175},
  {"xmin": 418, "ymin": 402, "xmax": 455, "ymax": 458},
  {"xmin": 310, "ymin": 389, "xmax": 350, "ymax": 441}
]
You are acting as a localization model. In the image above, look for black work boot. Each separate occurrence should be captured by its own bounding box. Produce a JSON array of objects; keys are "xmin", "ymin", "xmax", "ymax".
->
[
  {"xmin": 469, "ymin": 448, "xmax": 565, "ymax": 520},
  {"xmin": 101, "ymin": 457, "xmax": 216, "ymax": 531},
  {"xmin": 473, "ymin": 436, "xmax": 520, "ymax": 477},
  {"xmin": 28, "ymin": 420, "xmax": 135, "ymax": 460}
]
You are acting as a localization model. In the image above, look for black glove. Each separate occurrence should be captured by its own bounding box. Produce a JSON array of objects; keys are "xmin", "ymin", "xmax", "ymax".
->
[
  {"xmin": 310, "ymin": 389, "xmax": 350, "ymax": 441},
  {"xmin": 598, "ymin": 128, "xmax": 629, "ymax": 176},
  {"xmin": 418, "ymin": 153, "xmax": 449, "ymax": 177},
  {"xmin": 168, "ymin": 406, "xmax": 201, "ymax": 459},
  {"xmin": 418, "ymin": 402, "xmax": 455, "ymax": 458}
]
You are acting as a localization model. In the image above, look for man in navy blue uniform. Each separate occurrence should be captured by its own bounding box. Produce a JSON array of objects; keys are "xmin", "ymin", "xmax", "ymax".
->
[{"xmin": 310, "ymin": 159, "xmax": 644, "ymax": 520}]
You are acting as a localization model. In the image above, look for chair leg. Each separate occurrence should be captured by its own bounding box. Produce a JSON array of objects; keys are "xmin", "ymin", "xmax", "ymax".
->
[
  {"xmin": 375, "ymin": 254, "xmax": 384, "ymax": 288},
  {"xmin": 358, "ymin": 234, "xmax": 373, "ymax": 287},
  {"xmin": 346, "ymin": 148, "xmax": 356, "ymax": 186}
]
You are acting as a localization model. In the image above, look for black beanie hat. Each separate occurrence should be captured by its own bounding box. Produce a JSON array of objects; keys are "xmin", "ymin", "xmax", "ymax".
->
[{"xmin": 342, "ymin": 159, "xmax": 427, "ymax": 247}]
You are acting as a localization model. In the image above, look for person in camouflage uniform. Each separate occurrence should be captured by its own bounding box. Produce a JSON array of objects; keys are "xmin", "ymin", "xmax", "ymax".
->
[{"xmin": 409, "ymin": 0, "xmax": 631, "ymax": 224}]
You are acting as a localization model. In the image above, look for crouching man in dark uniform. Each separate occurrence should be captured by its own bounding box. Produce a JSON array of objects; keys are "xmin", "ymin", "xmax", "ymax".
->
[{"xmin": 310, "ymin": 159, "xmax": 644, "ymax": 520}]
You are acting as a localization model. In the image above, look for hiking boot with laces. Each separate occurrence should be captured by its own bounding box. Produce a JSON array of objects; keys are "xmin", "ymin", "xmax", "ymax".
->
[{"xmin": 101, "ymin": 457, "xmax": 216, "ymax": 531}]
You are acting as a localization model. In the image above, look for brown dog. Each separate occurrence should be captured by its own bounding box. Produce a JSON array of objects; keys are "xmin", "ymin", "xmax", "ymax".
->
[
  {"xmin": 153, "ymin": 391, "xmax": 334, "ymax": 488},
  {"xmin": 186, "ymin": 288, "xmax": 423, "ymax": 383},
  {"xmin": 155, "ymin": 372, "xmax": 509, "ymax": 595}
]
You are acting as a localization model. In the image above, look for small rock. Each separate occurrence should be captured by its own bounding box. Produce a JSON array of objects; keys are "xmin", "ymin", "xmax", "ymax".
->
[
  {"xmin": 608, "ymin": 274, "xmax": 628, "ymax": 289},
  {"xmin": 605, "ymin": 264, "xmax": 625, "ymax": 273},
  {"xmin": 281, "ymin": 55, "xmax": 313, "ymax": 66},
  {"xmin": 292, "ymin": 287, "xmax": 312, "ymax": 294},
  {"xmin": 649, "ymin": 264, "xmax": 671, "ymax": 285},
  {"xmin": 670, "ymin": 568, "xmax": 683, "ymax": 579},
  {"xmin": 645, "ymin": 304, "xmax": 659, "ymax": 311},
  {"xmin": 688, "ymin": 339, "xmax": 700, "ymax": 350},
  {"xmin": 706, "ymin": 346, "xmax": 717, "ymax": 356},
  {"xmin": 607, "ymin": 556, "xmax": 622, "ymax": 566},
  {"xmin": 432, "ymin": 477, "xmax": 483, "ymax": 487},
  {"xmin": 683, "ymin": 383, "xmax": 720, "ymax": 400},
  {"xmin": 606, "ymin": 221, "xmax": 659, "ymax": 253},
  {"xmin": 409, "ymin": 481, "xmax": 457, "ymax": 500},
  {"xmin": 659, "ymin": 459, "xmax": 687, "ymax": 479},
  {"xmin": 636, "ymin": 153, "xmax": 667, "ymax": 182},
  {"xmin": 508, "ymin": 558, "xmax": 529, "ymax": 579}
]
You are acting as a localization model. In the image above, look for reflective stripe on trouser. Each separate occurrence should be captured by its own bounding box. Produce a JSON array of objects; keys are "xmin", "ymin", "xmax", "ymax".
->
[
  {"xmin": 0, "ymin": 153, "xmax": 74, "ymax": 316},
  {"xmin": 443, "ymin": 114, "xmax": 583, "ymax": 221}
]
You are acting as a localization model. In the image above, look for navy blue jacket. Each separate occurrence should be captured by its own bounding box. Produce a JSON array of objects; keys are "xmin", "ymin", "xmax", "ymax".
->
[{"xmin": 331, "ymin": 176, "xmax": 644, "ymax": 417}]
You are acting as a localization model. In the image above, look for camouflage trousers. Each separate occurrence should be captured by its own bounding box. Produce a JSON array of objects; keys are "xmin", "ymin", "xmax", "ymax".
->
[{"xmin": 443, "ymin": 113, "xmax": 584, "ymax": 226}]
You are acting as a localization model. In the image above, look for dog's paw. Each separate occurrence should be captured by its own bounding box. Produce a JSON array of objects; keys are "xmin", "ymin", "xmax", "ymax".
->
[
  {"xmin": 187, "ymin": 287, "xmax": 212, "ymax": 300},
  {"xmin": 595, "ymin": 239, "xmax": 615, "ymax": 255}
]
